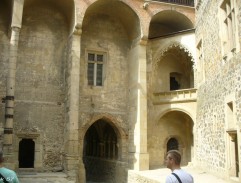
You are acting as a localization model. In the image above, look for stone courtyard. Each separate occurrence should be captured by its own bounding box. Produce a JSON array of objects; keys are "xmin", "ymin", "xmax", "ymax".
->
[
  {"xmin": 0, "ymin": 0, "xmax": 241, "ymax": 183},
  {"xmin": 18, "ymin": 166, "xmax": 232, "ymax": 183}
]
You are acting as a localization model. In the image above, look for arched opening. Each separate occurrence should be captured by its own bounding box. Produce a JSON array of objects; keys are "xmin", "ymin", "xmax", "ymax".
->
[
  {"xmin": 170, "ymin": 72, "xmax": 181, "ymax": 90},
  {"xmin": 83, "ymin": 119, "xmax": 120, "ymax": 182},
  {"xmin": 149, "ymin": 10, "xmax": 193, "ymax": 39},
  {"xmin": 81, "ymin": 0, "xmax": 140, "ymax": 88},
  {"xmin": 167, "ymin": 137, "xmax": 179, "ymax": 151},
  {"xmin": 19, "ymin": 139, "xmax": 35, "ymax": 168},
  {"xmin": 83, "ymin": 0, "xmax": 140, "ymax": 41},
  {"xmin": 148, "ymin": 110, "xmax": 193, "ymax": 168},
  {"xmin": 152, "ymin": 45, "xmax": 194, "ymax": 92},
  {"xmin": 23, "ymin": 0, "xmax": 74, "ymax": 33}
]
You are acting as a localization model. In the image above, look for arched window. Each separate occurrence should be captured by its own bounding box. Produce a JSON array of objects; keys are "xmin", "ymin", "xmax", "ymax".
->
[{"xmin": 167, "ymin": 138, "xmax": 179, "ymax": 152}]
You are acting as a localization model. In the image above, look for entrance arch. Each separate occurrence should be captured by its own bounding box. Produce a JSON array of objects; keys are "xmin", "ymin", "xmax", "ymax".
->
[
  {"xmin": 84, "ymin": 119, "xmax": 118, "ymax": 159},
  {"xmin": 148, "ymin": 110, "xmax": 194, "ymax": 169},
  {"xmin": 83, "ymin": 119, "xmax": 124, "ymax": 183}
]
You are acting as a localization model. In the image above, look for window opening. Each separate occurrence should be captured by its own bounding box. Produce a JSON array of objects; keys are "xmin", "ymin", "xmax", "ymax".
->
[
  {"xmin": 220, "ymin": 0, "xmax": 237, "ymax": 54},
  {"xmin": 87, "ymin": 52, "xmax": 105, "ymax": 86},
  {"xmin": 226, "ymin": 100, "xmax": 239, "ymax": 177},
  {"xmin": 197, "ymin": 39, "xmax": 205, "ymax": 82}
]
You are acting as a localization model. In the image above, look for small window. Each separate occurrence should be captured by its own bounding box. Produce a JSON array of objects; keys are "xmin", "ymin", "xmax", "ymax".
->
[
  {"xmin": 197, "ymin": 39, "xmax": 205, "ymax": 83},
  {"xmin": 87, "ymin": 52, "xmax": 105, "ymax": 86}
]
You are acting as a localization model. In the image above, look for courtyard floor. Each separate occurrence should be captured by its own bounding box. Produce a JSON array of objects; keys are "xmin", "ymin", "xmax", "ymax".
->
[
  {"xmin": 18, "ymin": 166, "xmax": 236, "ymax": 183},
  {"xmin": 131, "ymin": 166, "xmax": 235, "ymax": 183}
]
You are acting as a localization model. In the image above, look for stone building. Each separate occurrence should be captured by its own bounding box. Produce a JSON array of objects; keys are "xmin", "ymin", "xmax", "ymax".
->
[
  {"xmin": 0, "ymin": 0, "xmax": 240, "ymax": 183},
  {"xmin": 195, "ymin": 0, "xmax": 241, "ymax": 181}
]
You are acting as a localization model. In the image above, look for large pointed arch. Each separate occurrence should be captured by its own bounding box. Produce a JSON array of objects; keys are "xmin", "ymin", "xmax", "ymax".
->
[
  {"xmin": 81, "ymin": 113, "xmax": 128, "ymax": 143},
  {"xmin": 81, "ymin": 113, "xmax": 128, "ymax": 182}
]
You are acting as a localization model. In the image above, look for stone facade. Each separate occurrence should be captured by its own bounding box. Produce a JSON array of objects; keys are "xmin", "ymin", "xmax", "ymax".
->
[
  {"xmin": 0, "ymin": 0, "xmax": 240, "ymax": 183},
  {"xmin": 195, "ymin": 0, "xmax": 241, "ymax": 181}
]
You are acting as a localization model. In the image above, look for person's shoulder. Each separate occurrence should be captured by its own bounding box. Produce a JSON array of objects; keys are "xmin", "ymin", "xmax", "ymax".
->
[
  {"xmin": 175, "ymin": 168, "xmax": 191, "ymax": 174},
  {"xmin": 165, "ymin": 174, "xmax": 175, "ymax": 183},
  {"xmin": 175, "ymin": 169, "xmax": 193, "ymax": 182},
  {"xmin": 0, "ymin": 167, "xmax": 17, "ymax": 175},
  {"xmin": 1, "ymin": 167, "xmax": 14, "ymax": 172}
]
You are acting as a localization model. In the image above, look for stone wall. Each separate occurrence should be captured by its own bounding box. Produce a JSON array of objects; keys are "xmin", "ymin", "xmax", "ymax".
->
[
  {"xmin": 0, "ymin": 1, "xmax": 197, "ymax": 182},
  {"xmin": 0, "ymin": 1, "xmax": 10, "ymax": 145},
  {"xmin": 195, "ymin": 0, "xmax": 241, "ymax": 178},
  {"xmin": 79, "ymin": 11, "xmax": 132, "ymax": 181},
  {"xmin": 146, "ymin": 32, "xmax": 196, "ymax": 169},
  {"xmin": 13, "ymin": 4, "xmax": 69, "ymax": 170},
  {"xmin": 80, "ymin": 13, "xmax": 130, "ymax": 112}
]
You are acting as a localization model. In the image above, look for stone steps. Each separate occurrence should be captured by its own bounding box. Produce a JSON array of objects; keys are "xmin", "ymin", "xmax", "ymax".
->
[{"xmin": 18, "ymin": 172, "xmax": 74, "ymax": 183}]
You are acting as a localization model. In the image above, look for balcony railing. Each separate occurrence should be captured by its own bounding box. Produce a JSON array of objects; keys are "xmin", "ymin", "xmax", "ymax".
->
[
  {"xmin": 150, "ymin": 0, "xmax": 194, "ymax": 7},
  {"xmin": 152, "ymin": 88, "xmax": 197, "ymax": 105}
]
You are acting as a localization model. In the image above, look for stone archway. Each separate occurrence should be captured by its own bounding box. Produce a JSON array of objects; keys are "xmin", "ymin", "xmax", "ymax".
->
[
  {"xmin": 148, "ymin": 110, "xmax": 193, "ymax": 168},
  {"xmin": 152, "ymin": 43, "xmax": 195, "ymax": 93},
  {"xmin": 149, "ymin": 9, "xmax": 194, "ymax": 39},
  {"xmin": 83, "ymin": 118, "xmax": 127, "ymax": 183}
]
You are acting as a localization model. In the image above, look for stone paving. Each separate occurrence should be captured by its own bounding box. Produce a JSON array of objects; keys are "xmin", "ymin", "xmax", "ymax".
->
[
  {"xmin": 18, "ymin": 166, "xmax": 235, "ymax": 183},
  {"xmin": 18, "ymin": 172, "xmax": 73, "ymax": 183},
  {"xmin": 130, "ymin": 166, "xmax": 234, "ymax": 183}
]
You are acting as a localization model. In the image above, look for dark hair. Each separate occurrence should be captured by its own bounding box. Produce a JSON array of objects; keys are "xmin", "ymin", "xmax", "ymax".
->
[{"xmin": 167, "ymin": 150, "xmax": 181, "ymax": 165}]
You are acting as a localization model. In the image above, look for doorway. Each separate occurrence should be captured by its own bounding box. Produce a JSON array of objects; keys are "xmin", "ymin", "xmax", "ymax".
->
[
  {"xmin": 167, "ymin": 137, "xmax": 179, "ymax": 152},
  {"xmin": 19, "ymin": 138, "xmax": 35, "ymax": 168}
]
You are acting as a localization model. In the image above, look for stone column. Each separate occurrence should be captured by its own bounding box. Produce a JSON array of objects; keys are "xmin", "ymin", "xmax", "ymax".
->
[
  {"xmin": 4, "ymin": 0, "xmax": 24, "ymax": 169},
  {"xmin": 64, "ymin": 25, "xmax": 83, "ymax": 181},
  {"xmin": 128, "ymin": 38, "xmax": 149, "ymax": 170}
]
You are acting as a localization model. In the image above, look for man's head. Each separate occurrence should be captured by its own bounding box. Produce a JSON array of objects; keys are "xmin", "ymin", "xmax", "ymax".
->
[{"xmin": 165, "ymin": 150, "xmax": 181, "ymax": 170}]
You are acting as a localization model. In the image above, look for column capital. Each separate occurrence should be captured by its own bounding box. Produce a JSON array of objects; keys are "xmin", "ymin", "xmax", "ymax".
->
[
  {"xmin": 139, "ymin": 36, "xmax": 148, "ymax": 46},
  {"xmin": 73, "ymin": 24, "xmax": 82, "ymax": 35},
  {"xmin": 11, "ymin": 26, "xmax": 21, "ymax": 32}
]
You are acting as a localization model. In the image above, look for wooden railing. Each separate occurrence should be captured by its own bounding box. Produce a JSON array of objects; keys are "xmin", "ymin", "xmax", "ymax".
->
[
  {"xmin": 152, "ymin": 88, "xmax": 197, "ymax": 104},
  {"xmin": 153, "ymin": 0, "xmax": 194, "ymax": 7}
]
